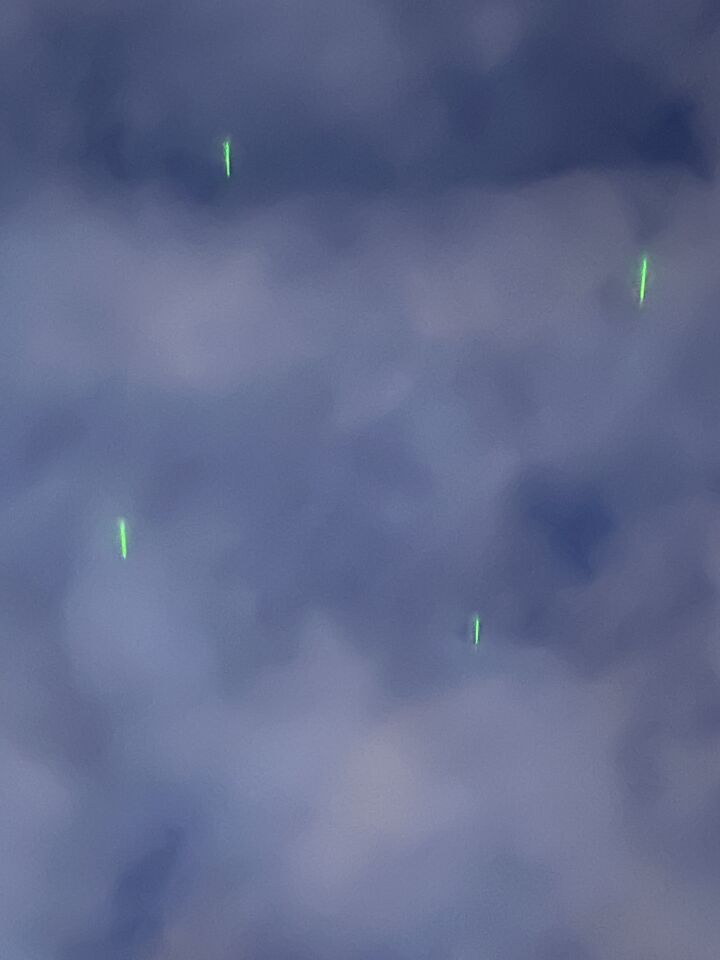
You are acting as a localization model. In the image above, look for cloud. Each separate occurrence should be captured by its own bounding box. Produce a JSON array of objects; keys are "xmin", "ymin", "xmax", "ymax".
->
[{"xmin": 1, "ymin": 0, "xmax": 720, "ymax": 957}]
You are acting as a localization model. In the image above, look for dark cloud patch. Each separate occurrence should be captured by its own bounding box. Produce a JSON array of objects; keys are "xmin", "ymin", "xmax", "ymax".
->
[
  {"xmin": 60, "ymin": 826, "xmax": 187, "ymax": 960},
  {"xmin": 3, "ymin": 0, "xmax": 710, "ymax": 215},
  {"xmin": 423, "ymin": 39, "xmax": 706, "ymax": 187},
  {"xmin": 110, "ymin": 827, "xmax": 185, "ymax": 948},
  {"xmin": 514, "ymin": 472, "xmax": 614, "ymax": 578},
  {"xmin": 486, "ymin": 468, "xmax": 617, "ymax": 654}
]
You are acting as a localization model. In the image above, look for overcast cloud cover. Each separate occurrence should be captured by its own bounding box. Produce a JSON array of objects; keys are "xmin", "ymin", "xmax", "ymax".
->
[{"xmin": 2, "ymin": 0, "xmax": 720, "ymax": 957}]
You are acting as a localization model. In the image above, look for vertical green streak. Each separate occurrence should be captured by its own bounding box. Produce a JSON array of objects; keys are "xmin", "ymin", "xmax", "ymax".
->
[
  {"xmin": 639, "ymin": 255, "xmax": 648, "ymax": 305},
  {"xmin": 119, "ymin": 518, "xmax": 127, "ymax": 559},
  {"xmin": 223, "ymin": 140, "xmax": 231, "ymax": 178},
  {"xmin": 474, "ymin": 616, "xmax": 480, "ymax": 646}
]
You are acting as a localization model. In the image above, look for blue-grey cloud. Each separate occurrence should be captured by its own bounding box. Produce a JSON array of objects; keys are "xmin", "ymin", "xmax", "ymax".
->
[{"xmin": 1, "ymin": 1, "xmax": 720, "ymax": 958}]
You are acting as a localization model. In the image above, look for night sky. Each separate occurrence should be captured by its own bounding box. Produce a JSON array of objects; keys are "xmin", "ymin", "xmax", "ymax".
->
[{"xmin": 2, "ymin": 1, "xmax": 720, "ymax": 958}]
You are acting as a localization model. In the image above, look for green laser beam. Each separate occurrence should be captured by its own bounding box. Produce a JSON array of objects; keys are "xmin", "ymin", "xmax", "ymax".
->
[
  {"xmin": 471, "ymin": 614, "xmax": 482, "ymax": 647},
  {"xmin": 223, "ymin": 139, "xmax": 231, "ymax": 178},
  {"xmin": 639, "ymin": 255, "xmax": 648, "ymax": 306},
  {"xmin": 118, "ymin": 518, "xmax": 127, "ymax": 559}
]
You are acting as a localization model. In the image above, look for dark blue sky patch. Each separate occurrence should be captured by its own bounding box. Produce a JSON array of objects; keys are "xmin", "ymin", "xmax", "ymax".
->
[
  {"xmin": 513, "ymin": 472, "xmax": 615, "ymax": 579},
  {"xmin": 423, "ymin": 41, "xmax": 706, "ymax": 187},
  {"xmin": 5, "ymin": 0, "xmax": 709, "ymax": 209}
]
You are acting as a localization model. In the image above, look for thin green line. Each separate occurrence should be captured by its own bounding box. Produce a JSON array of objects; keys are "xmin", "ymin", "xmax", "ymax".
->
[
  {"xmin": 119, "ymin": 519, "xmax": 127, "ymax": 559},
  {"xmin": 223, "ymin": 140, "xmax": 231, "ymax": 178},
  {"xmin": 639, "ymin": 255, "xmax": 648, "ymax": 305},
  {"xmin": 474, "ymin": 616, "xmax": 480, "ymax": 645}
]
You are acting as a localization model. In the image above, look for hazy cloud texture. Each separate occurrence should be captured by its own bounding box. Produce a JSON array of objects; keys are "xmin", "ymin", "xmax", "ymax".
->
[{"xmin": 2, "ymin": 1, "xmax": 720, "ymax": 957}]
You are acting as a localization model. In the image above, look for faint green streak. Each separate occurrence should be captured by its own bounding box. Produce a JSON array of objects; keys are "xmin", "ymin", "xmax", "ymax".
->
[
  {"xmin": 118, "ymin": 518, "xmax": 127, "ymax": 559},
  {"xmin": 223, "ymin": 140, "xmax": 231, "ymax": 178},
  {"xmin": 639, "ymin": 255, "xmax": 648, "ymax": 305}
]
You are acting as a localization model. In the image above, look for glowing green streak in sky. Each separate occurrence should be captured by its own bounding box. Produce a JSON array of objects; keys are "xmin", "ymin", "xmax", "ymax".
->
[
  {"xmin": 474, "ymin": 615, "xmax": 481, "ymax": 646},
  {"xmin": 223, "ymin": 140, "xmax": 231, "ymax": 178},
  {"xmin": 639, "ymin": 255, "xmax": 648, "ymax": 305},
  {"xmin": 118, "ymin": 518, "xmax": 127, "ymax": 559}
]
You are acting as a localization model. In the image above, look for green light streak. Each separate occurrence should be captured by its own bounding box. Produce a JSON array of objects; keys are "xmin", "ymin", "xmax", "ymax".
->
[
  {"xmin": 472, "ymin": 614, "xmax": 482, "ymax": 647},
  {"xmin": 118, "ymin": 518, "xmax": 127, "ymax": 559},
  {"xmin": 639, "ymin": 255, "xmax": 648, "ymax": 306},
  {"xmin": 223, "ymin": 139, "xmax": 231, "ymax": 178}
]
